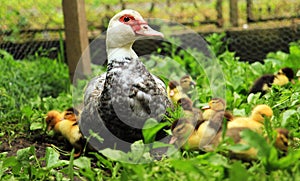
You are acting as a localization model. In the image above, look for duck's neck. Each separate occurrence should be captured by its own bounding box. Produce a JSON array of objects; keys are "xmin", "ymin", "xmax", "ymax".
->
[{"xmin": 107, "ymin": 43, "xmax": 138, "ymax": 63}]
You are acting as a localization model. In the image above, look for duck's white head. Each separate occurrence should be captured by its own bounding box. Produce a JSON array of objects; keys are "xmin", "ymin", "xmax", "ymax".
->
[{"xmin": 106, "ymin": 9, "xmax": 164, "ymax": 61}]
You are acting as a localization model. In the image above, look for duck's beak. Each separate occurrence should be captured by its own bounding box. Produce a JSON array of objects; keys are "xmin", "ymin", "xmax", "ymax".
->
[
  {"xmin": 202, "ymin": 105, "xmax": 210, "ymax": 110},
  {"xmin": 134, "ymin": 22, "xmax": 164, "ymax": 38}
]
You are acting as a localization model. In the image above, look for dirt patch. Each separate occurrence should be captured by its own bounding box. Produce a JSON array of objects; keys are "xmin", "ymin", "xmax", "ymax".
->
[{"xmin": 0, "ymin": 132, "xmax": 74, "ymax": 159}]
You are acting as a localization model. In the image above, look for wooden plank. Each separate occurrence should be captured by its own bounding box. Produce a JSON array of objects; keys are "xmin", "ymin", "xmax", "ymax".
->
[
  {"xmin": 62, "ymin": 0, "xmax": 91, "ymax": 82},
  {"xmin": 229, "ymin": 0, "xmax": 239, "ymax": 27}
]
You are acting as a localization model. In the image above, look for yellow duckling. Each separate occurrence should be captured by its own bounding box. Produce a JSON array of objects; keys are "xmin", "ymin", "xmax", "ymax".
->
[
  {"xmin": 227, "ymin": 104, "xmax": 273, "ymax": 133},
  {"xmin": 167, "ymin": 80, "xmax": 186, "ymax": 104},
  {"xmin": 46, "ymin": 110, "xmax": 83, "ymax": 157},
  {"xmin": 167, "ymin": 75, "xmax": 196, "ymax": 104}
]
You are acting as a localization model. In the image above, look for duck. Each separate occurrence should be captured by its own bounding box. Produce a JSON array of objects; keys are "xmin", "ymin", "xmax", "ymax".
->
[
  {"xmin": 167, "ymin": 75, "xmax": 196, "ymax": 104},
  {"xmin": 273, "ymin": 128, "xmax": 289, "ymax": 152},
  {"xmin": 167, "ymin": 80, "xmax": 185, "ymax": 104},
  {"xmin": 273, "ymin": 67, "xmax": 294, "ymax": 86},
  {"xmin": 196, "ymin": 98, "xmax": 230, "ymax": 147},
  {"xmin": 170, "ymin": 120, "xmax": 289, "ymax": 160},
  {"xmin": 170, "ymin": 98, "xmax": 227, "ymax": 149},
  {"xmin": 177, "ymin": 97, "xmax": 203, "ymax": 124},
  {"xmin": 79, "ymin": 9, "xmax": 172, "ymax": 151},
  {"xmin": 249, "ymin": 67, "xmax": 294, "ymax": 96},
  {"xmin": 227, "ymin": 104, "xmax": 273, "ymax": 133},
  {"xmin": 61, "ymin": 107, "xmax": 80, "ymax": 122},
  {"xmin": 179, "ymin": 75, "xmax": 196, "ymax": 95},
  {"xmin": 46, "ymin": 110, "xmax": 84, "ymax": 157},
  {"xmin": 169, "ymin": 118, "xmax": 202, "ymax": 150}
]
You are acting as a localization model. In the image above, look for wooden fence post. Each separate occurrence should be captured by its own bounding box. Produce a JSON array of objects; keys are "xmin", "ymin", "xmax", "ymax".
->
[
  {"xmin": 216, "ymin": 0, "xmax": 223, "ymax": 27},
  {"xmin": 62, "ymin": 0, "xmax": 91, "ymax": 83},
  {"xmin": 229, "ymin": 0, "xmax": 238, "ymax": 27},
  {"xmin": 246, "ymin": 0, "xmax": 254, "ymax": 22}
]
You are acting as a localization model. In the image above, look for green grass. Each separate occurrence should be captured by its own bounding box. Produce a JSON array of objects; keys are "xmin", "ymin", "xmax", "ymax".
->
[{"xmin": 1, "ymin": 34, "xmax": 300, "ymax": 180}]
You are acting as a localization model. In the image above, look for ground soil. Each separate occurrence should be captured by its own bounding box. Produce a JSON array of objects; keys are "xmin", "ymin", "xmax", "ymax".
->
[{"xmin": 0, "ymin": 132, "xmax": 74, "ymax": 159}]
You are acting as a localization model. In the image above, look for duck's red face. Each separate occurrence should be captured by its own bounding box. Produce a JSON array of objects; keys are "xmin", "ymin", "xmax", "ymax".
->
[{"xmin": 119, "ymin": 14, "xmax": 163, "ymax": 37}]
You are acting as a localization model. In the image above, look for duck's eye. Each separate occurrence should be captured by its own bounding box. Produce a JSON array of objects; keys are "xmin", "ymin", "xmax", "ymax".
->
[
  {"xmin": 120, "ymin": 15, "xmax": 135, "ymax": 23},
  {"xmin": 124, "ymin": 17, "xmax": 130, "ymax": 22}
]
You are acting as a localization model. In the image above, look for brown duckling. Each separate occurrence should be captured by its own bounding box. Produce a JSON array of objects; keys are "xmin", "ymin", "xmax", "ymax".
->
[
  {"xmin": 170, "ymin": 118, "xmax": 204, "ymax": 150},
  {"xmin": 46, "ymin": 110, "xmax": 83, "ymax": 157},
  {"xmin": 177, "ymin": 97, "xmax": 203, "ymax": 124},
  {"xmin": 179, "ymin": 75, "xmax": 196, "ymax": 94},
  {"xmin": 273, "ymin": 128, "xmax": 289, "ymax": 152}
]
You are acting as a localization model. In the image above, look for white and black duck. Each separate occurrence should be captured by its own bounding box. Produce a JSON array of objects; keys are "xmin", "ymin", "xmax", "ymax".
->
[{"xmin": 80, "ymin": 10, "xmax": 172, "ymax": 151}]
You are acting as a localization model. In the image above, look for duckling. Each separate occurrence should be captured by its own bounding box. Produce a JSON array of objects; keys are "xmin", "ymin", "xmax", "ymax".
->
[
  {"xmin": 210, "ymin": 127, "xmax": 290, "ymax": 159},
  {"xmin": 167, "ymin": 80, "xmax": 185, "ymax": 104},
  {"xmin": 46, "ymin": 110, "xmax": 83, "ymax": 157},
  {"xmin": 179, "ymin": 75, "xmax": 196, "ymax": 95},
  {"xmin": 273, "ymin": 67, "xmax": 294, "ymax": 86},
  {"xmin": 227, "ymin": 105, "xmax": 273, "ymax": 133},
  {"xmin": 177, "ymin": 97, "xmax": 203, "ymax": 124},
  {"xmin": 274, "ymin": 128, "xmax": 289, "ymax": 152},
  {"xmin": 249, "ymin": 67, "xmax": 294, "ymax": 95},
  {"xmin": 169, "ymin": 118, "xmax": 198, "ymax": 149},
  {"xmin": 210, "ymin": 127, "xmax": 258, "ymax": 160},
  {"xmin": 61, "ymin": 107, "xmax": 80, "ymax": 122},
  {"xmin": 192, "ymin": 98, "xmax": 229, "ymax": 147}
]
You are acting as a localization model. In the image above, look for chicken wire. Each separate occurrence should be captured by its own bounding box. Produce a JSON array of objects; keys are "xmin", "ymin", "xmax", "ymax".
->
[{"xmin": 1, "ymin": 0, "xmax": 300, "ymax": 62}]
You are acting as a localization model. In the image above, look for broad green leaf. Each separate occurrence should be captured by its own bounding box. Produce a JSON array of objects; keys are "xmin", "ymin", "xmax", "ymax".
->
[
  {"xmin": 142, "ymin": 118, "xmax": 170, "ymax": 143},
  {"xmin": 233, "ymin": 108, "xmax": 246, "ymax": 117},
  {"xmin": 282, "ymin": 110, "xmax": 297, "ymax": 127},
  {"xmin": 240, "ymin": 129, "xmax": 271, "ymax": 158},
  {"xmin": 228, "ymin": 161, "xmax": 249, "ymax": 181},
  {"xmin": 99, "ymin": 148, "xmax": 128, "ymax": 162},
  {"xmin": 227, "ymin": 144, "xmax": 251, "ymax": 152},
  {"xmin": 29, "ymin": 122, "xmax": 43, "ymax": 131},
  {"xmin": 170, "ymin": 158, "xmax": 206, "ymax": 178},
  {"xmin": 74, "ymin": 157, "xmax": 91, "ymax": 170},
  {"xmin": 45, "ymin": 147, "xmax": 68, "ymax": 169}
]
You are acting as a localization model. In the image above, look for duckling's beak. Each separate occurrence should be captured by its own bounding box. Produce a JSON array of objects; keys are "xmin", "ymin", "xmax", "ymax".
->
[
  {"xmin": 169, "ymin": 90, "xmax": 175, "ymax": 97},
  {"xmin": 190, "ymin": 81, "xmax": 196, "ymax": 87},
  {"xmin": 46, "ymin": 125, "xmax": 53, "ymax": 132},
  {"xmin": 202, "ymin": 105, "xmax": 210, "ymax": 110},
  {"xmin": 291, "ymin": 79, "xmax": 295, "ymax": 84},
  {"xmin": 169, "ymin": 136, "xmax": 178, "ymax": 144}
]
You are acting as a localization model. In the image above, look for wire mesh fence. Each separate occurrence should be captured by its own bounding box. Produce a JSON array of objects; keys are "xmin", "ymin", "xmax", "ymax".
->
[{"xmin": 1, "ymin": 0, "xmax": 300, "ymax": 62}]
